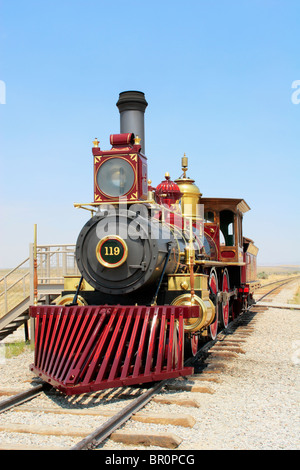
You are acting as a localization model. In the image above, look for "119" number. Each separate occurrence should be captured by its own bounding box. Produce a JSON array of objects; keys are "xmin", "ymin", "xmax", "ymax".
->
[{"xmin": 104, "ymin": 246, "xmax": 120, "ymax": 256}]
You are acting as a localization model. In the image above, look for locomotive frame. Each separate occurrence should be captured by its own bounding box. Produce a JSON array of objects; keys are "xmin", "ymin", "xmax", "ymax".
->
[{"xmin": 29, "ymin": 91, "xmax": 259, "ymax": 395}]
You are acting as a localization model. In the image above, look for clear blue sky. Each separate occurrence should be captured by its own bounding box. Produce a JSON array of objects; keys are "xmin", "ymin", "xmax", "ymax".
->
[{"xmin": 0, "ymin": 0, "xmax": 299, "ymax": 267}]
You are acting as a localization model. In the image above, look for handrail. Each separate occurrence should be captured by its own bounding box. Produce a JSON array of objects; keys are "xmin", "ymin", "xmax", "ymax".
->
[
  {"xmin": 0, "ymin": 257, "xmax": 30, "ymax": 283},
  {"xmin": 0, "ymin": 272, "xmax": 30, "ymax": 298},
  {"xmin": 0, "ymin": 243, "xmax": 72, "ymax": 285},
  {"xmin": 36, "ymin": 244, "xmax": 76, "ymax": 249},
  {"xmin": 0, "ymin": 244, "xmax": 79, "ymax": 318}
]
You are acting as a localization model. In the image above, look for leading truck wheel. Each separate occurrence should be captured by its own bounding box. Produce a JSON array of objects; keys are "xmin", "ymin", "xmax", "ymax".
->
[
  {"xmin": 184, "ymin": 333, "xmax": 199, "ymax": 357},
  {"xmin": 55, "ymin": 295, "xmax": 87, "ymax": 306},
  {"xmin": 209, "ymin": 268, "xmax": 219, "ymax": 340}
]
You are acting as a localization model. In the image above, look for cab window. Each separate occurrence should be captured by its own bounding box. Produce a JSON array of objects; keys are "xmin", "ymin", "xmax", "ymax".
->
[
  {"xmin": 220, "ymin": 210, "xmax": 235, "ymax": 246},
  {"xmin": 204, "ymin": 210, "xmax": 215, "ymax": 223}
]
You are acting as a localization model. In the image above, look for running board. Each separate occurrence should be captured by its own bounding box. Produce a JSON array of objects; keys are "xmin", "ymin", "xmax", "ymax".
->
[{"xmin": 29, "ymin": 304, "xmax": 199, "ymax": 395}]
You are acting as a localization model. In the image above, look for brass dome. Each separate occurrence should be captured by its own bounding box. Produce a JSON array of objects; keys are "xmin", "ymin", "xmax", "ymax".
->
[{"xmin": 174, "ymin": 175, "xmax": 202, "ymax": 220}]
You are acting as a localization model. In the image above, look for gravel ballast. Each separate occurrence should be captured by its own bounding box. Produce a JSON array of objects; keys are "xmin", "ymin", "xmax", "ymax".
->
[{"xmin": 0, "ymin": 281, "xmax": 299, "ymax": 450}]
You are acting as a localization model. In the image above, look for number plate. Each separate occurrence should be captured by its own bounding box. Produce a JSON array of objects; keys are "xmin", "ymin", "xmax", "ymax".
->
[{"xmin": 96, "ymin": 236, "xmax": 128, "ymax": 268}]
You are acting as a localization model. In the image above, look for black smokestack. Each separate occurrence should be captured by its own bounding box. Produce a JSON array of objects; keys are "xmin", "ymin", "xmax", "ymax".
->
[{"xmin": 116, "ymin": 91, "xmax": 148, "ymax": 154}]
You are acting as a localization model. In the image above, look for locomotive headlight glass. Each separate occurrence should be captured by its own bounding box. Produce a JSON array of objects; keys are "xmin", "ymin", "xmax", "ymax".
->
[{"xmin": 97, "ymin": 158, "xmax": 135, "ymax": 197}]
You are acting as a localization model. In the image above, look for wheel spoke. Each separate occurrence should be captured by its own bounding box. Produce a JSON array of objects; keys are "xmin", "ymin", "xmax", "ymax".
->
[
  {"xmin": 209, "ymin": 268, "xmax": 218, "ymax": 339},
  {"xmin": 221, "ymin": 269, "xmax": 230, "ymax": 328}
]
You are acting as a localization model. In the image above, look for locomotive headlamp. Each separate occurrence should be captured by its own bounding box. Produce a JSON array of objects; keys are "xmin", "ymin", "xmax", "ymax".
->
[
  {"xmin": 93, "ymin": 133, "xmax": 148, "ymax": 203},
  {"xmin": 96, "ymin": 235, "xmax": 128, "ymax": 268},
  {"xmin": 96, "ymin": 158, "xmax": 135, "ymax": 197}
]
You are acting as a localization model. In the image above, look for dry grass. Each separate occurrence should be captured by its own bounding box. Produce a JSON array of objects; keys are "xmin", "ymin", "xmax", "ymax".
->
[
  {"xmin": 257, "ymin": 265, "xmax": 300, "ymax": 286},
  {"xmin": 289, "ymin": 286, "xmax": 300, "ymax": 305},
  {"xmin": 3, "ymin": 341, "xmax": 34, "ymax": 358},
  {"xmin": 257, "ymin": 265, "xmax": 300, "ymax": 274}
]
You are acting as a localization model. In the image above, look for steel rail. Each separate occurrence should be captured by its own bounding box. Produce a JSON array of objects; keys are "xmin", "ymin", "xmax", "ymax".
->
[
  {"xmin": 254, "ymin": 276, "xmax": 300, "ymax": 303},
  {"xmin": 186, "ymin": 276, "xmax": 300, "ymax": 366},
  {"xmin": 70, "ymin": 379, "xmax": 168, "ymax": 450},
  {"xmin": 256, "ymin": 274, "xmax": 300, "ymax": 290},
  {"xmin": 0, "ymin": 383, "xmax": 49, "ymax": 414}
]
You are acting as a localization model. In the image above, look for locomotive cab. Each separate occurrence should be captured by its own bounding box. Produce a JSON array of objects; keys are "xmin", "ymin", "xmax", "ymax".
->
[{"xmin": 201, "ymin": 197, "xmax": 250, "ymax": 264}]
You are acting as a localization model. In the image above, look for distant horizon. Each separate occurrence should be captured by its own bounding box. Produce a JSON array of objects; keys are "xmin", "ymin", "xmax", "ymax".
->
[{"xmin": 257, "ymin": 264, "xmax": 300, "ymax": 269}]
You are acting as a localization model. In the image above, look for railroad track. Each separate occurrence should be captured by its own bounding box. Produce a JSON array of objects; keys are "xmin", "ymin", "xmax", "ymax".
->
[
  {"xmin": 0, "ymin": 275, "xmax": 298, "ymax": 450},
  {"xmin": 253, "ymin": 275, "xmax": 300, "ymax": 307},
  {"xmin": 255, "ymin": 275, "xmax": 300, "ymax": 295}
]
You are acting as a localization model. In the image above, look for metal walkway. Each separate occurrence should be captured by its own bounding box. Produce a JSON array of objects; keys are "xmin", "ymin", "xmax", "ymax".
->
[{"xmin": 0, "ymin": 244, "xmax": 79, "ymax": 341}]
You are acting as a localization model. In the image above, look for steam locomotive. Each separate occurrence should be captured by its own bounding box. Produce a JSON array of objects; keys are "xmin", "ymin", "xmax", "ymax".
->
[{"xmin": 29, "ymin": 91, "xmax": 259, "ymax": 395}]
